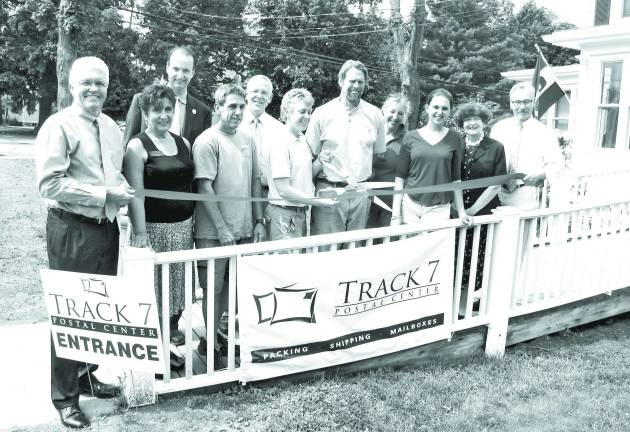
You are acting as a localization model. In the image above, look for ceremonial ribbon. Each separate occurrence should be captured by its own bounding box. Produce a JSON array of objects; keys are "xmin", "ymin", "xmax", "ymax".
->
[{"xmin": 135, "ymin": 173, "xmax": 525, "ymax": 203}]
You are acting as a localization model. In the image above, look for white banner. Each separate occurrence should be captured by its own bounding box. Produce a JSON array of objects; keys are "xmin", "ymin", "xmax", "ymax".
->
[
  {"xmin": 237, "ymin": 229, "xmax": 455, "ymax": 382},
  {"xmin": 41, "ymin": 269, "xmax": 165, "ymax": 373}
]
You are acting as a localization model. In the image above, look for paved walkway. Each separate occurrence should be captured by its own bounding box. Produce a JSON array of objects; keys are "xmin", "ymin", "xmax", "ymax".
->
[
  {"xmin": 0, "ymin": 128, "xmax": 35, "ymax": 159},
  {"xmin": 0, "ymin": 323, "xmax": 121, "ymax": 430}
]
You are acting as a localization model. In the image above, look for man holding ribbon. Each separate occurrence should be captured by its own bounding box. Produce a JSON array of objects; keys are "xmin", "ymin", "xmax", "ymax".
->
[
  {"xmin": 36, "ymin": 56, "xmax": 133, "ymax": 429},
  {"xmin": 490, "ymin": 82, "xmax": 561, "ymax": 210},
  {"xmin": 192, "ymin": 84, "xmax": 266, "ymax": 367},
  {"xmin": 306, "ymin": 59, "xmax": 386, "ymax": 236}
]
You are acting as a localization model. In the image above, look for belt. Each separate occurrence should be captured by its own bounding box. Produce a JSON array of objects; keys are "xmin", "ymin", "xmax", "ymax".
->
[
  {"xmin": 49, "ymin": 208, "xmax": 111, "ymax": 225},
  {"xmin": 270, "ymin": 203, "xmax": 307, "ymax": 212},
  {"xmin": 319, "ymin": 178, "xmax": 350, "ymax": 188}
]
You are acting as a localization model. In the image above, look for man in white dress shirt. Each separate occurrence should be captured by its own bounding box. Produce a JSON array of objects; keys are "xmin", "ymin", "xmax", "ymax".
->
[
  {"xmin": 490, "ymin": 82, "xmax": 561, "ymax": 210},
  {"xmin": 239, "ymin": 75, "xmax": 284, "ymax": 189}
]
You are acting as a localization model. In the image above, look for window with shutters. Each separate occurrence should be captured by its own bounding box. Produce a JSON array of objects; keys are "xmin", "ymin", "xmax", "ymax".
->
[{"xmin": 594, "ymin": 0, "xmax": 611, "ymax": 25}]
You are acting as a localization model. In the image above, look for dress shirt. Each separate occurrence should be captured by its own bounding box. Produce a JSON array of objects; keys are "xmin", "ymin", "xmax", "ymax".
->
[
  {"xmin": 240, "ymin": 110, "xmax": 284, "ymax": 185},
  {"xmin": 36, "ymin": 104, "xmax": 128, "ymax": 220},
  {"xmin": 306, "ymin": 98, "xmax": 385, "ymax": 183},
  {"xmin": 170, "ymin": 93, "xmax": 187, "ymax": 136},
  {"xmin": 490, "ymin": 116, "xmax": 561, "ymax": 210}
]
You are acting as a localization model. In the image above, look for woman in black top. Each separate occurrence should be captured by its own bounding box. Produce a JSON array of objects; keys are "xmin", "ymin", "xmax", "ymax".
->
[
  {"xmin": 454, "ymin": 102, "xmax": 506, "ymax": 291},
  {"xmin": 123, "ymin": 84, "xmax": 195, "ymax": 370}
]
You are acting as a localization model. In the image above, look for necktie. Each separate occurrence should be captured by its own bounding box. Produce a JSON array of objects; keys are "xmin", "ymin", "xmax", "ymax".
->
[
  {"xmin": 170, "ymin": 98, "xmax": 182, "ymax": 136},
  {"xmin": 252, "ymin": 118, "xmax": 267, "ymax": 186},
  {"xmin": 94, "ymin": 119, "xmax": 120, "ymax": 221}
]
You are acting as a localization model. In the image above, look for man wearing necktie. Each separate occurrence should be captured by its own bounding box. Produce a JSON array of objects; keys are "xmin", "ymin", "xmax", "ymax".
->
[
  {"xmin": 490, "ymin": 82, "xmax": 561, "ymax": 210},
  {"xmin": 36, "ymin": 56, "xmax": 134, "ymax": 429},
  {"xmin": 123, "ymin": 46, "xmax": 212, "ymax": 146},
  {"xmin": 239, "ymin": 75, "xmax": 284, "ymax": 192}
]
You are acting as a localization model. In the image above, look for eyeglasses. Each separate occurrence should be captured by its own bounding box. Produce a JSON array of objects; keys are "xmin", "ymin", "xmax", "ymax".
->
[{"xmin": 510, "ymin": 99, "xmax": 533, "ymax": 106}]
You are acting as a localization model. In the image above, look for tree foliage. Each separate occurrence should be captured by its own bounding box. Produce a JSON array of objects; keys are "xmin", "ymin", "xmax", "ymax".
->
[
  {"xmin": 245, "ymin": 0, "xmax": 395, "ymax": 116},
  {"xmin": 132, "ymin": 0, "xmax": 249, "ymax": 109},
  {"xmin": 510, "ymin": 0, "xmax": 579, "ymax": 69},
  {"xmin": 0, "ymin": 0, "xmax": 139, "ymax": 127},
  {"xmin": 0, "ymin": 0, "xmax": 585, "ymax": 127}
]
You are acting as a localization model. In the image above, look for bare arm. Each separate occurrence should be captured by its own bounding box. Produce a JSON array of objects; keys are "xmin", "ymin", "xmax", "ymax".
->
[
  {"xmin": 251, "ymin": 174, "xmax": 266, "ymax": 242},
  {"xmin": 391, "ymin": 177, "xmax": 405, "ymax": 225},
  {"xmin": 123, "ymin": 139, "xmax": 149, "ymax": 247},
  {"xmin": 274, "ymin": 178, "xmax": 335, "ymax": 206},
  {"xmin": 197, "ymin": 178, "xmax": 235, "ymax": 246},
  {"xmin": 452, "ymin": 184, "xmax": 471, "ymax": 225},
  {"xmin": 466, "ymin": 185, "xmax": 501, "ymax": 216}
]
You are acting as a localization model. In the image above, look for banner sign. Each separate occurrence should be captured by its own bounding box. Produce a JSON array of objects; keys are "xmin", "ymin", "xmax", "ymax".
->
[
  {"xmin": 237, "ymin": 229, "xmax": 455, "ymax": 382},
  {"xmin": 41, "ymin": 269, "xmax": 165, "ymax": 374}
]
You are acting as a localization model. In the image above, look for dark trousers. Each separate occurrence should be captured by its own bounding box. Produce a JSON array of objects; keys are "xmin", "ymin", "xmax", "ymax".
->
[{"xmin": 46, "ymin": 209, "xmax": 119, "ymax": 409}]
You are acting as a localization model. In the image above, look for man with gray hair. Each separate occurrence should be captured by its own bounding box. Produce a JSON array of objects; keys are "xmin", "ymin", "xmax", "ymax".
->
[
  {"xmin": 490, "ymin": 82, "xmax": 561, "ymax": 210},
  {"xmin": 239, "ymin": 74, "xmax": 284, "ymax": 192},
  {"xmin": 306, "ymin": 59, "xmax": 385, "ymax": 235},
  {"xmin": 36, "ymin": 56, "xmax": 133, "ymax": 428}
]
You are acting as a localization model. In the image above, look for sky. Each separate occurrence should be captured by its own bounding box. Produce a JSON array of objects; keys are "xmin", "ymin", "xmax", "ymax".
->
[
  {"xmin": 511, "ymin": 0, "xmax": 595, "ymax": 27},
  {"xmin": 398, "ymin": 0, "xmax": 595, "ymax": 27}
]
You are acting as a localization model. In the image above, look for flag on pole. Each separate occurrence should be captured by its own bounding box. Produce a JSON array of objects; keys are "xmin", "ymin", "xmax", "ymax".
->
[{"xmin": 531, "ymin": 47, "xmax": 567, "ymax": 118}]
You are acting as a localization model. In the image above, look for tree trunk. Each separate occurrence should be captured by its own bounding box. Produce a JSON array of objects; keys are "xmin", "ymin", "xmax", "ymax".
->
[
  {"xmin": 390, "ymin": 0, "xmax": 427, "ymax": 129},
  {"xmin": 36, "ymin": 61, "xmax": 58, "ymax": 131},
  {"xmin": 56, "ymin": 0, "xmax": 80, "ymax": 110}
]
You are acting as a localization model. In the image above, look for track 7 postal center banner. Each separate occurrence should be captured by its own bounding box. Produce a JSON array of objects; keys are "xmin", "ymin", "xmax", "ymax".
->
[{"xmin": 237, "ymin": 228, "xmax": 455, "ymax": 382}]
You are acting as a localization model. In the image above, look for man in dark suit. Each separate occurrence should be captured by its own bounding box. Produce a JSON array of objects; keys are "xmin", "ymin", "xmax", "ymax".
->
[
  {"xmin": 123, "ymin": 46, "xmax": 212, "ymax": 347},
  {"xmin": 123, "ymin": 46, "xmax": 212, "ymax": 146}
]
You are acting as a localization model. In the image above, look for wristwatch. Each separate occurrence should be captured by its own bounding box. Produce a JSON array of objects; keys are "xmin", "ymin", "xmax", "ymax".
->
[{"xmin": 255, "ymin": 218, "xmax": 267, "ymax": 226}]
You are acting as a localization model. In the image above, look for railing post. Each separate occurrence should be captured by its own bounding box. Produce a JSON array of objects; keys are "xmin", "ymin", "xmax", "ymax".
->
[
  {"xmin": 484, "ymin": 206, "xmax": 521, "ymax": 357},
  {"xmin": 119, "ymin": 246, "xmax": 157, "ymax": 407}
]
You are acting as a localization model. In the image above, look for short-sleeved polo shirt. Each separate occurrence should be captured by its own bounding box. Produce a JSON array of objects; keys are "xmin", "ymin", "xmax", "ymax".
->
[
  {"xmin": 266, "ymin": 128, "xmax": 315, "ymax": 208},
  {"xmin": 306, "ymin": 98, "xmax": 385, "ymax": 183}
]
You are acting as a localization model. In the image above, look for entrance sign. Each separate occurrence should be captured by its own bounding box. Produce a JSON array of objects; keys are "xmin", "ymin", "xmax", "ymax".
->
[
  {"xmin": 237, "ymin": 229, "xmax": 455, "ymax": 382},
  {"xmin": 41, "ymin": 269, "xmax": 165, "ymax": 373}
]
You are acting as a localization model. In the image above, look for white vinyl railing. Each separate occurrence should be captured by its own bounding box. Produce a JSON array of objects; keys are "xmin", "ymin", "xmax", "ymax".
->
[
  {"xmin": 119, "ymin": 197, "xmax": 630, "ymax": 402},
  {"xmin": 509, "ymin": 200, "xmax": 630, "ymax": 316}
]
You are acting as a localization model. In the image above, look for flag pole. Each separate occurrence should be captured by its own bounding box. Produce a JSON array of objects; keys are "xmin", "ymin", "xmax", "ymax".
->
[{"xmin": 534, "ymin": 43, "xmax": 571, "ymax": 106}]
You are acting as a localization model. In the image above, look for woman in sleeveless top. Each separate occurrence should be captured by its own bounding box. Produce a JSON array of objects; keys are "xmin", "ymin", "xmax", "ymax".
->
[{"xmin": 123, "ymin": 84, "xmax": 195, "ymax": 372}]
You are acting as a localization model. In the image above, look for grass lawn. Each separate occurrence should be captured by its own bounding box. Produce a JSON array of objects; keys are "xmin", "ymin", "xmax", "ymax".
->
[
  {"xmin": 3, "ymin": 156, "xmax": 630, "ymax": 431},
  {"xmin": 0, "ymin": 158, "xmax": 48, "ymax": 325}
]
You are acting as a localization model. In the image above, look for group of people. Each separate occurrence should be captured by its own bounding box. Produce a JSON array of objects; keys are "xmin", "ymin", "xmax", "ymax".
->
[{"xmin": 36, "ymin": 44, "xmax": 561, "ymax": 428}]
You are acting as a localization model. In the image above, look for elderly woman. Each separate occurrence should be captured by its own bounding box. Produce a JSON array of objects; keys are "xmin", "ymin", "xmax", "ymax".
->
[
  {"xmin": 454, "ymin": 102, "xmax": 506, "ymax": 290},
  {"xmin": 392, "ymin": 88, "xmax": 468, "ymax": 226},
  {"xmin": 123, "ymin": 84, "xmax": 194, "ymax": 371},
  {"xmin": 265, "ymin": 88, "xmax": 335, "ymax": 240},
  {"xmin": 367, "ymin": 93, "xmax": 409, "ymax": 228}
]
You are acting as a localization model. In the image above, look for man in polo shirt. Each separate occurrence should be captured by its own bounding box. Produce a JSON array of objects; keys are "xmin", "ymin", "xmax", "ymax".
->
[
  {"xmin": 36, "ymin": 56, "xmax": 133, "ymax": 429},
  {"xmin": 306, "ymin": 59, "xmax": 386, "ymax": 235},
  {"xmin": 124, "ymin": 46, "xmax": 212, "ymax": 146},
  {"xmin": 123, "ymin": 45, "xmax": 212, "ymax": 345},
  {"xmin": 490, "ymin": 82, "xmax": 561, "ymax": 210}
]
